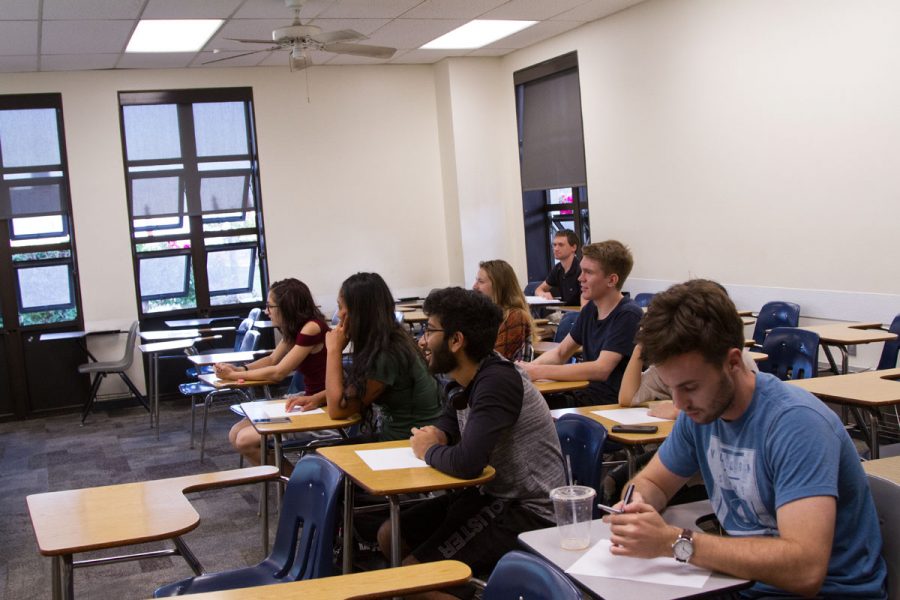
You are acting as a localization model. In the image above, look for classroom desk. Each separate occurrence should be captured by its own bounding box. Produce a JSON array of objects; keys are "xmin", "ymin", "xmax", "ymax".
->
[
  {"xmin": 187, "ymin": 349, "xmax": 271, "ymax": 367},
  {"xmin": 139, "ymin": 327, "xmax": 232, "ymax": 341},
  {"xmin": 197, "ymin": 372, "xmax": 279, "ymax": 398},
  {"xmin": 27, "ymin": 466, "xmax": 278, "ymax": 600},
  {"xmin": 525, "ymin": 295, "xmax": 564, "ymax": 307},
  {"xmin": 789, "ymin": 367, "xmax": 900, "ymax": 459},
  {"xmin": 394, "ymin": 305, "xmax": 415, "ymax": 313},
  {"xmin": 749, "ymin": 351, "xmax": 768, "ymax": 362},
  {"xmin": 862, "ymin": 455, "xmax": 900, "ymax": 483},
  {"xmin": 39, "ymin": 329, "xmax": 124, "ymax": 361},
  {"xmin": 533, "ymin": 378, "xmax": 590, "ymax": 394},
  {"xmin": 557, "ymin": 305, "xmax": 583, "ymax": 313},
  {"xmin": 317, "ymin": 439, "xmax": 495, "ymax": 571},
  {"xmin": 798, "ymin": 322, "xmax": 896, "ymax": 375},
  {"xmin": 402, "ymin": 309, "xmax": 428, "ymax": 324},
  {"xmin": 742, "ymin": 316, "xmax": 756, "ymax": 326},
  {"xmin": 253, "ymin": 320, "xmax": 274, "ymax": 328},
  {"xmin": 534, "ymin": 340, "xmax": 559, "ymax": 356},
  {"xmin": 169, "ymin": 560, "xmax": 472, "ymax": 600},
  {"xmin": 518, "ymin": 500, "xmax": 750, "ymax": 600}
]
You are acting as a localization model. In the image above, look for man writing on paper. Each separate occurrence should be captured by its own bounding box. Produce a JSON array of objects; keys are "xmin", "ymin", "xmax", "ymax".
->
[
  {"xmin": 605, "ymin": 279, "xmax": 886, "ymax": 599},
  {"xmin": 520, "ymin": 239, "xmax": 643, "ymax": 406},
  {"xmin": 377, "ymin": 287, "xmax": 565, "ymax": 599}
]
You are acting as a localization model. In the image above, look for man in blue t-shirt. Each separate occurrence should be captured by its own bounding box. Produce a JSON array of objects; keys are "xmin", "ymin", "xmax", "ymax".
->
[
  {"xmin": 605, "ymin": 279, "xmax": 886, "ymax": 599},
  {"xmin": 520, "ymin": 239, "xmax": 642, "ymax": 405}
]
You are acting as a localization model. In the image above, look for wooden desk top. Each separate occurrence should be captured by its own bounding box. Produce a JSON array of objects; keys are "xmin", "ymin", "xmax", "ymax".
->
[
  {"xmin": 197, "ymin": 373, "xmax": 280, "ymax": 389},
  {"xmin": 168, "ymin": 560, "xmax": 471, "ymax": 599},
  {"xmin": 318, "ymin": 439, "xmax": 495, "ymax": 496},
  {"xmin": 394, "ymin": 305, "xmax": 415, "ymax": 313},
  {"xmin": 402, "ymin": 310, "xmax": 428, "ymax": 323},
  {"xmin": 188, "ymin": 349, "xmax": 271, "ymax": 366},
  {"xmin": 799, "ymin": 322, "xmax": 896, "ymax": 345},
  {"xmin": 742, "ymin": 317, "xmax": 756, "ymax": 326},
  {"xmin": 525, "ymin": 295, "xmax": 564, "ymax": 306},
  {"xmin": 574, "ymin": 404, "xmax": 675, "ymax": 445},
  {"xmin": 242, "ymin": 400, "xmax": 360, "ymax": 434},
  {"xmin": 533, "ymin": 379, "xmax": 590, "ymax": 394},
  {"xmin": 27, "ymin": 466, "xmax": 278, "ymax": 556},
  {"xmin": 140, "ymin": 327, "xmax": 232, "ymax": 341},
  {"xmin": 139, "ymin": 338, "xmax": 211, "ymax": 354},
  {"xmin": 533, "ymin": 341, "xmax": 559, "ymax": 356},
  {"xmin": 556, "ymin": 305, "xmax": 582, "ymax": 313},
  {"xmin": 744, "ymin": 338, "xmax": 755, "ymax": 348},
  {"xmin": 749, "ymin": 351, "xmax": 767, "ymax": 362},
  {"xmin": 863, "ymin": 456, "xmax": 900, "ymax": 485},
  {"xmin": 788, "ymin": 368, "xmax": 900, "ymax": 408},
  {"xmin": 737, "ymin": 310, "xmax": 753, "ymax": 317}
]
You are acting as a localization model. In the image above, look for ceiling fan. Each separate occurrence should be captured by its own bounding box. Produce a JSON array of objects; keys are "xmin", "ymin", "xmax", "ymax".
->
[{"xmin": 206, "ymin": 0, "xmax": 397, "ymax": 70}]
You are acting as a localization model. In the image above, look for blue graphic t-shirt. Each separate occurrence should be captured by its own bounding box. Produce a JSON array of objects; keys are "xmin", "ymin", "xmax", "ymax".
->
[{"xmin": 659, "ymin": 372, "xmax": 886, "ymax": 598}]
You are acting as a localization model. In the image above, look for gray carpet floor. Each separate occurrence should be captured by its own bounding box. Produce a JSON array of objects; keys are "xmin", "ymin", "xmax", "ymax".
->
[{"xmin": 1, "ymin": 398, "xmax": 281, "ymax": 600}]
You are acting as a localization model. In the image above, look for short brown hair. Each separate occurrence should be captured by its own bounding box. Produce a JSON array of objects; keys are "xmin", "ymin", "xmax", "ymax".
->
[
  {"xmin": 554, "ymin": 229, "xmax": 579, "ymax": 248},
  {"xmin": 637, "ymin": 279, "xmax": 744, "ymax": 366},
  {"xmin": 581, "ymin": 240, "xmax": 633, "ymax": 290}
]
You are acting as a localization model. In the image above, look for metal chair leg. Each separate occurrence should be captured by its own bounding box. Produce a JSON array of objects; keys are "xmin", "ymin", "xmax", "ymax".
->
[
  {"xmin": 200, "ymin": 393, "xmax": 213, "ymax": 462},
  {"xmin": 189, "ymin": 395, "xmax": 197, "ymax": 449},
  {"xmin": 81, "ymin": 374, "xmax": 104, "ymax": 425}
]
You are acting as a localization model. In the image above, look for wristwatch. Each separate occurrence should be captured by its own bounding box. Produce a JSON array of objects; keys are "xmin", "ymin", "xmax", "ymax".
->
[{"xmin": 672, "ymin": 528, "xmax": 694, "ymax": 563}]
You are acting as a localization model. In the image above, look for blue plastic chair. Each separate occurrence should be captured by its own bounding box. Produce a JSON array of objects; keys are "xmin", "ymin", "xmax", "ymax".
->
[
  {"xmin": 524, "ymin": 281, "xmax": 543, "ymax": 296},
  {"xmin": 482, "ymin": 551, "xmax": 582, "ymax": 600},
  {"xmin": 877, "ymin": 315, "xmax": 900, "ymax": 370},
  {"xmin": 556, "ymin": 414, "xmax": 608, "ymax": 518},
  {"xmin": 634, "ymin": 292, "xmax": 655, "ymax": 308},
  {"xmin": 758, "ymin": 327, "xmax": 819, "ymax": 381},
  {"xmin": 187, "ymin": 317, "xmax": 258, "ymax": 378},
  {"xmin": 752, "ymin": 301, "xmax": 801, "ymax": 346},
  {"xmin": 154, "ymin": 454, "xmax": 343, "ymax": 597},
  {"xmin": 554, "ymin": 311, "xmax": 579, "ymax": 343}
]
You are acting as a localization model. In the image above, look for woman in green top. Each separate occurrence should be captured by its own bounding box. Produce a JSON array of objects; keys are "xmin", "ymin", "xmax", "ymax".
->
[{"xmin": 323, "ymin": 272, "xmax": 442, "ymax": 441}]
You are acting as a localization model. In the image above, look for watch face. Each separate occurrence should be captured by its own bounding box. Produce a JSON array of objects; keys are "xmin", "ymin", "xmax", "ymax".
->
[{"xmin": 673, "ymin": 538, "xmax": 693, "ymax": 562}]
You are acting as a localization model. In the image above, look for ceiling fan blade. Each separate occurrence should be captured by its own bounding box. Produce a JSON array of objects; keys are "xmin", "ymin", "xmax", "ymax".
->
[
  {"xmin": 323, "ymin": 42, "xmax": 396, "ymax": 59},
  {"xmin": 202, "ymin": 48, "xmax": 279, "ymax": 65},
  {"xmin": 312, "ymin": 29, "xmax": 365, "ymax": 44},
  {"xmin": 225, "ymin": 37, "xmax": 279, "ymax": 44}
]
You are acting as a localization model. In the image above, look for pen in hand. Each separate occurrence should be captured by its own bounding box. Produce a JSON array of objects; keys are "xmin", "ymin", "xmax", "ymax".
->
[
  {"xmin": 597, "ymin": 483, "xmax": 637, "ymax": 515},
  {"xmin": 622, "ymin": 483, "xmax": 635, "ymax": 508}
]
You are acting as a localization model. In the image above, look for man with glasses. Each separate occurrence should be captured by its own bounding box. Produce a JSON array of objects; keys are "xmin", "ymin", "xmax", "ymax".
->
[{"xmin": 376, "ymin": 287, "xmax": 564, "ymax": 598}]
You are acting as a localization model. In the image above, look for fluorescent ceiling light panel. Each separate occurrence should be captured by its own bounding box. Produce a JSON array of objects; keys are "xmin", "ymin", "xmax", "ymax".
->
[
  {"xmin": 421, "ymin": 20, "xmax": 537, "ymax": 49},
  {"xmin": 126, "ymin": 20, "xmax": 223, "ymax": 53}
]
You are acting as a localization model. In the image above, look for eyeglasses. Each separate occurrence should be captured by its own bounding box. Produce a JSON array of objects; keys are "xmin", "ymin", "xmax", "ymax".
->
[
  {"xmin": 265, "ymin": 303, "xmax": 278, "ymax": 310},
  {"xmin": 422, "ymin": 325, "xmax": 445, "ymax": 338}
]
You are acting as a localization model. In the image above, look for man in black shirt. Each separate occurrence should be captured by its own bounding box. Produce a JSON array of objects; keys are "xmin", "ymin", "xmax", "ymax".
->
[{"xmin": 535, "ymin": 229, "xmax": 582, "ymax": 306}]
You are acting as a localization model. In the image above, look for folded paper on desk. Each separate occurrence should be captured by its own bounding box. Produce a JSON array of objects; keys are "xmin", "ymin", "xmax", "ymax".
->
[
  {"xmin": 242, "ymin": 403, "xmax": 324, "ymax": 421},
  {"xmin": 593, "ymin": 407, "xmax": 670, "ymax": 425},
  {"xmin": 356, "ymin": 447, "xmax": 429, "ymax": 471},
  {"xmin": 566, "ymin": 539, "xmax": 710, "ymax": 588}
]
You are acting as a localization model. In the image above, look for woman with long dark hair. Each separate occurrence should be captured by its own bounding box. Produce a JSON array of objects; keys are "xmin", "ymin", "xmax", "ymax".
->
[
  {"xmin": 323, "ymin": 272, "xmax": 442, "ymax": 441},
  {"xmin": 218, "ymin": 278, "xmax": 328, "ymax": 465}
]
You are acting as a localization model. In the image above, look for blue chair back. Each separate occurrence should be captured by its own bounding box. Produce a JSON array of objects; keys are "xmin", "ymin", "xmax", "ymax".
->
[
  {"xmin": 634, "ymin": 292, "xmax": 655, "ymax": 308},
  {"xmin": 752, "ymin": 301, "xmax": 800, "ymax": 346},
  {"xmin": 759, "ymin": 327, "xmax": 818, "ymax": 380},
  {"xmin": 524, "ymin": 281, "xmax": 542, "ymax": 296},
  {"xmin": 239, "ymin": 329, "xmax": 260, "ymax": 352},
  {"xmin": 287, "ymin": 371, "xmax": 305, "ymax": 395},
  {"xmin": 556, "ymin": 414, "xmax": 608, "ymax": 518},
  {"xmin": 394, "ymin": 311, "xmax": 405, "ymax": 325},
  {"xmin": 233, "ymin": 317, "xmax": 255, "ymax": 351},
  {"xmin": 247, "ymin": 307, "xmax": 261, "ymax": 324},
  {"xmin": 877, "ymin": 314, "xmax": 900, "ymax": 370},
  {"xmin": 483, "ymin": 551, "xmax": 582, "ymax": 600},
  {"xmin": 554, "ymin": 311, "xmax": 579, "ymax": 343}
]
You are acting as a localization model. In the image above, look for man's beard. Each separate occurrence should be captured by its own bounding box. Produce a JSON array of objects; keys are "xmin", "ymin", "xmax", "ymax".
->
[{"xmin": 427, "ymin": 338, "xmax": 457, "ymax": 375}]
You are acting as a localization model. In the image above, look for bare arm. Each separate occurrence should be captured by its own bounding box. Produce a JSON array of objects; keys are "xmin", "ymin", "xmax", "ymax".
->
[
  {"xmin": 323, "ymin": 324, "xmax": 385, "ymax": 419},
  {"xmin": 535, "ymin": 281, "xmax": 553, "ymax": 299},
  {"xmin": 523, "ymin": 345, "xmax": 624, "ymax": 383},
  {"xmin": 618, "ymin": 344, "xmax": 645, "ymax": 406},
  {"xmin": 215, "ymin": 321, "xmax": 320, "ymax": 382}
]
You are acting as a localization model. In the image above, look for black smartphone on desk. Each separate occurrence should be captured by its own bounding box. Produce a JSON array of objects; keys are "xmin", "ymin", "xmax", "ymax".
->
[{"xmin": 611, "ymin": 424, "xmax": 658, "ymax": 434}]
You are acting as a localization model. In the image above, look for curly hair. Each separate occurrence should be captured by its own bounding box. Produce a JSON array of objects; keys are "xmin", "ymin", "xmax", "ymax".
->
[{"xmin": 423, "ymin": 287, "xmax": 503, "ymax": 362}]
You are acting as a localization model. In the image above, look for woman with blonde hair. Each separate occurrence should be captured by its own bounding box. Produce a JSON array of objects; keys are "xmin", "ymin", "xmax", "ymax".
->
[{"xmin": 472, "ymin": 259, "xmax": 537, "ymax": 361}]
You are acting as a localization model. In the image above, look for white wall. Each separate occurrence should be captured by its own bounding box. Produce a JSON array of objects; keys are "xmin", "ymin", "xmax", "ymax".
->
[{"xmin": 0, "ymin": 64, "xmax": 451, "ymax": 393}]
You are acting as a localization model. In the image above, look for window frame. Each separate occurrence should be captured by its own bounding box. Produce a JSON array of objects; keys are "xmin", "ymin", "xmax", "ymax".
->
[{"xmin": 117, "ymin": 87, "xmax": 269, "ymax": 318}]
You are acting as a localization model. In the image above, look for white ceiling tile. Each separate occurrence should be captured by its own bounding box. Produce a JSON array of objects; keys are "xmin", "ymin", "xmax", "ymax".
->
[
  {"xmin": 116, "ymin": 52, "xmax": 196, "ymax": 68},
  {"xmin": 191, "ymin": 49, "xmax": 270, "ymax": 67},
  {"xmin": 42, "ymin": 20, "xmax": 134, "ymax": 54},
  {"xmin": 234, "ymin": 0, "xmax": 336, "ymax": 20},
  {"xmin": 483, "ymin": 19, "xmax": 582, "ymax": 49},
  {"xmin": 43, "ymin": 0, "xmax": 144, "ymax": 20},
  {"xmin": 390, "ymin": 47, "xmax": 467, "ymax": 63},
  {"xmin": 0, "ymin": 0, "xmax": 39, "ymax": 20},
  {"xmin": 143, "ymin": 0, "xmax": 244, "ymax": 19},
  {"xmin": 40, "ymin": 53, "xmax": 119, "ymax": 71},
  {"xmin": 401, "ymin": 0, "xmax": 507, "ymax": 20},
  {"xmin": 364, "ymin": 18, "xmax": 467, "ymax": 49},
  {"xmin": 307, "ymin": 18, "xmax": 391, "ymax": 36},
  {"xmin": 325, "ymin": 52, "xmax": 389, "ymax": 65},
  {"xmin": 320, "ymin": 0, "xmax": 423, "ymax": 20},
  {"xmin": 0, "ymin": 20, "xmax": 37, "ymax": 54},
  {"xmin": 481, "ymin": 0, "xmax": 590, "ymax": 21},
  {"xmin": 0, "ymin": 54, "xmax": 37, "ymax": 72},
  {"xmin": 551, "ymin": 0, "xmax": 644, "ymax": 21}
]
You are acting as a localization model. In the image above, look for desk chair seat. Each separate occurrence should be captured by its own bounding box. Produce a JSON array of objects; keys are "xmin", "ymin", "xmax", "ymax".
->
[
  {"xmin": 523, "ymin": 281, "xmax": 542, "ymax": 296},
  {"xmin": 634, "ymin": 292, "xmax": 656, "ymax": 308},
  {"xmin": 482, "ymin": 551, "xmax": 582, "ymax": 600},
  {"xmin": 556, "ymin": 414, "xmax": 614, "ymax": 517},
  {"xmin": 78, "ymin": 321, "xmax": 149, "ymax": 424},
  {"xmin": 154, "ymin": 454, "xmax": 343, "ymax": 597},
  {"xmin": 186, "ymin": 316, "xmax": 257, "ymax": 378}
]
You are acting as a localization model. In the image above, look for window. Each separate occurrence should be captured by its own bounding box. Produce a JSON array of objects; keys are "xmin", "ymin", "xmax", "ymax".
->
[
  {"xmin": 0, "ymin": 94, "xmax": 81, "ymax": 328},
  {"xmin": 515, "ymin": 52, "xmax": 591, "ymax": 282},
  {"xmin": 118, "ymin": 88, "xmax": 267, "ymax": 316}
]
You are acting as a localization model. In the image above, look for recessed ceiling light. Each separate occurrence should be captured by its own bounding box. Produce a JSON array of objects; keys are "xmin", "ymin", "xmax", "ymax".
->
[
  {"xmin": 126, "ymin": 20, "xmax": 224, "ymax": 53},
  {"xmin": 421, "ymin": 20, "xmax": 537, "ymax": 50}
]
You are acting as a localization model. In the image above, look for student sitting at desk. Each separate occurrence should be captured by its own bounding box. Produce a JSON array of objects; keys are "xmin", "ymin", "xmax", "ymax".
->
[
  {"xmin": 378, "ymin": 287, "xmax": 565, "ymax": 598},
  {"xmin": 520, "ymin": 240, "xmax": 642, "ymax": 406},
  {"xmin": 472, "ymin": 259, "xmax": 537, "ymax": 361},
  {"xmin": 606, "ymin": 279, "xmax": 886, "ymax": 599},
  {"xmin": 299, "ymin": 272, "xmax": 442, "ymax": 441},
  {"xmin": 534, "ymin": 229, "xmax": 583, "ymax": 307},
  {"xmin": 219, "ymin": 278, "xmax": 329, "ymax": 466}
]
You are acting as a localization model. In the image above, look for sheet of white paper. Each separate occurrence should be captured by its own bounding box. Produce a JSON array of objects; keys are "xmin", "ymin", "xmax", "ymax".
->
[
  {"xmin": 242, "ymin": 402, "xmax": 324, "ymax": 421},
  {"xmin": 566, "ymin": 539, "xmax": 711, "ymax": 588},
  {"xmin": 356, "ymin": 447, "xmax": 429, "ymax": 471},
  {"xmin": 593, "ymin": 407, "xmax": 670, "ymax": 425}
]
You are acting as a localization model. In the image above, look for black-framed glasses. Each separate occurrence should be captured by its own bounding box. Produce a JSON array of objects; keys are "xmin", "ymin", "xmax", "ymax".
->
[
  {"xmin": 265, "ymin": 303, "xmax": 277, "ymax": 310},
  {"xmin": 422, "ymin": 325, "xmax": 445, "ymax": 337}
]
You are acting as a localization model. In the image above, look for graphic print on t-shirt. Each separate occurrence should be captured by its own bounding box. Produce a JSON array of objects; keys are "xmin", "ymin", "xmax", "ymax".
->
[{"xmin": 707, "ymin": 435, "xmax": 777, "ymax": 536}]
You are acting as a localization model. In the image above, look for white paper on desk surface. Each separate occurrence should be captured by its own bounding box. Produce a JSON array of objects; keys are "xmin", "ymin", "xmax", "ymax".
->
[
  {"xmin": 356, "ymin": 447, "xmax": 428, "ymax": 471},
  {"xmin": 566, "ymin": 539, "xmax": 711, "ymax": 588},
  {"xmin": 593, "ymin": 407, "xmax": 670, "ymax": 425},
  {"xmin": 242, "ymin": 403, "xmax": 324, "ymax": 421}
]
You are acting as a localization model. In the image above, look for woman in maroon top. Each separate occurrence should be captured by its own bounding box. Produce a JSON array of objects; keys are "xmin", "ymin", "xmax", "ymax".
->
[{"xmin": 217, "ymin": 278, "xmax": 328, "ymax": 466}]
